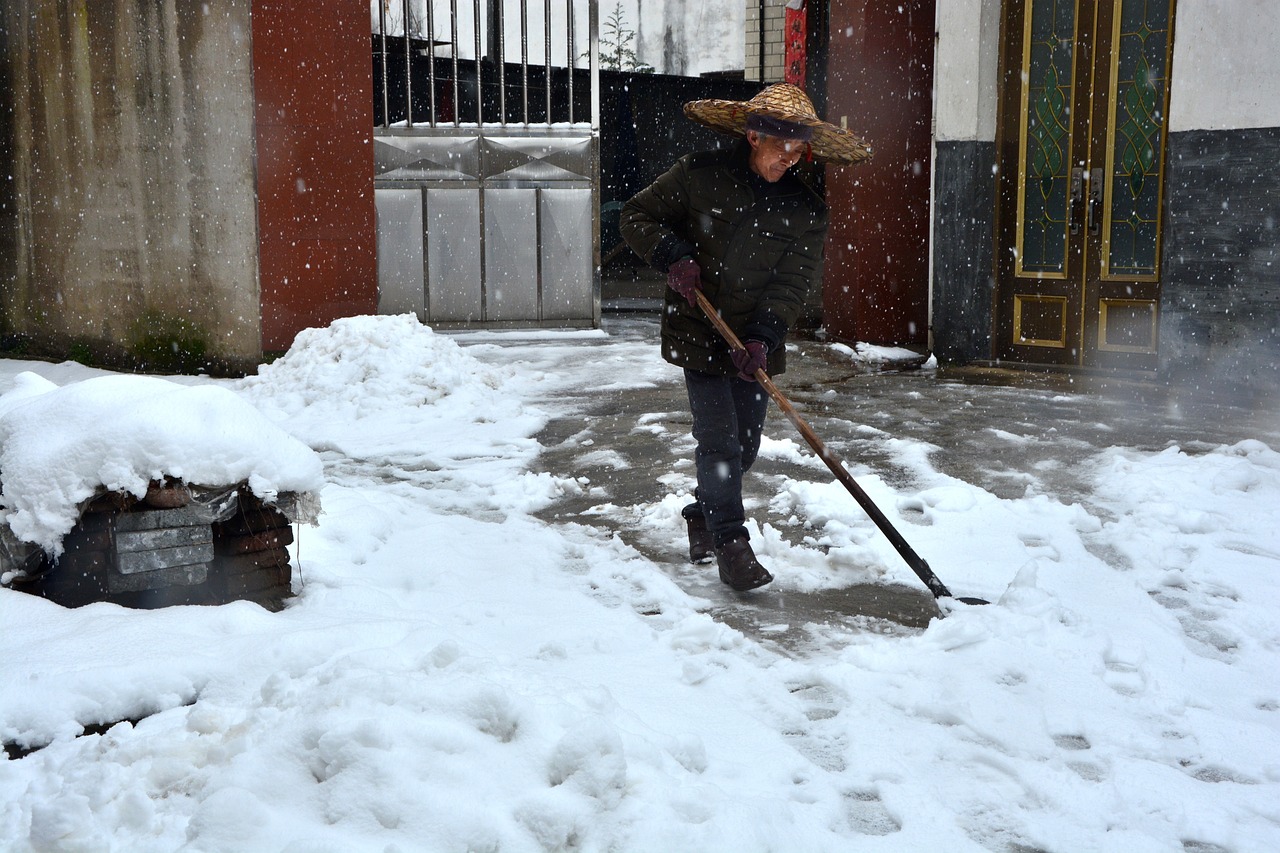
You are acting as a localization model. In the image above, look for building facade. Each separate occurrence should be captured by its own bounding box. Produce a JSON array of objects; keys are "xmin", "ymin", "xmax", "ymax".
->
[
  {"xmin": 807, "ymin": 0, "xmax": 1278, "ymax": 392},
  {"xmin": 0, "ymin": 0, "xmax": 377, "ymax": 373},
  {"xmin": 2, "ymin": 0, "xmax": 1275, "ymax": 391},
  {"xmin": 928, "ymin": 0, "xmax": 1278, "ymax": 388}
]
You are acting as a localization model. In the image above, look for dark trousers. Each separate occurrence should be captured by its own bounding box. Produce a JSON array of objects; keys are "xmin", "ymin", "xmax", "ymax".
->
[{"xmin": 682, "ymin": 368, "xmax": 770, "ymax": 547}]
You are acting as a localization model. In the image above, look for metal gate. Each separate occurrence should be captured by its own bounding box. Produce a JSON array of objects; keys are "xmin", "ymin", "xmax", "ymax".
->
[{"xmin": 373, "ymin": 0, "xmax": 600, "ymax": 328}]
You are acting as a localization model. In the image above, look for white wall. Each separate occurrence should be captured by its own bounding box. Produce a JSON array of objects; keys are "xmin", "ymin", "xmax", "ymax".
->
[
  {"xmin": 932, "ymin": 0, "xmax": 1280, "ymax": 141},
  {"xmin": 1169, "ymin": 0, "xmax": 1280, "ymax": 131},
  {"xmin": 933, "ymin": 0, "xmax": 1001, "ymax": 142}
]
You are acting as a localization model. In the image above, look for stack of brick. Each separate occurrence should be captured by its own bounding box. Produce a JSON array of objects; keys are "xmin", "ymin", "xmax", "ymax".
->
[
  {"xmin": 6, "ymin": 479, "xmax": 310, "ymax": 612},
  {"xmin": 212, "ymin": 493, "xmax": 295, "ymax": 609}
]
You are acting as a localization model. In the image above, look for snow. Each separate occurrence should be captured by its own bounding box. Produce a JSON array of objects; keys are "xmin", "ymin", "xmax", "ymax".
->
[
  {"xmin": 829, "ymin": 340, "xmax": 938, "ymax": 368},
  {"xmin": 0, "ymin": 374, "xmax": 323, "ymax": 557},
  {"xmin": 1, "ymin": 314, "xmax": 1279, "ymax": 852}
]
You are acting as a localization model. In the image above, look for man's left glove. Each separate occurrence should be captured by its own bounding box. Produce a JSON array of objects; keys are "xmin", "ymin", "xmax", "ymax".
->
[
  {"xmin": 666, "ymin": 258, "xmax": 702, "ymax": 307},
  {"xmin": 731, "ymin": 339, "xmax": 769, "ymax": 381}
]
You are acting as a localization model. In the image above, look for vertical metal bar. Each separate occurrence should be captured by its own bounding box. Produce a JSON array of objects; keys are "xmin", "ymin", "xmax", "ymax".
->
[
  {"xmin": 566, "ymin": 0, "xmax": 574, "ymax": 124},
  {"xmin": 535, "ymin": 187, "xmax": 543, "ymax": 319},
  {"xmin": 427, "ymin": 0, "xmax": 437, "ymax": 125},
  {"xmin": 544, "ymin": 0, "xmax": 552, "ymax": 122},
  {"xmin": 403, "ymin": 0, "xmax": 413, "ymax": 126},
  {"xmin": 498, "ymin": 0, "xmax": 506, "ymax": 122},
  {"xmin": 421, "ymin": 188, "xmax": 430, "ymax": 320},
  {"xmin": 521, "ymin": 0, "xmax": 529, "ymax": 122},
  {"xmin": 451, "ymin": 0, "xmax": 460, "ymax": 126},
  {"xmin": 589, "ymin": 0, "xmax": 599, "ymax": 130},
  {"xmin": 590, "ymin": 0, "xmax": 601, "ymax": 325},
  {"xmin": 478, "ymin": 189, "xmax": 488, "ymax": 321},
  {"xmin": 758, "ymin": 0, "xmax": 766, "ymax": 81},
  {"xmin": 379, "ymin": 0, "xmax": 389, "ymax": 126},
  {"xmin": 474, "ymin": 0, "xmax": 483, "ymax": 123}
]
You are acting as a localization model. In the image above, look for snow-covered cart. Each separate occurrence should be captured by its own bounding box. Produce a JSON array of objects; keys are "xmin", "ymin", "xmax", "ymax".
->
[
  {"xmin": 4, "ymin": 482, "xmax": 314, "ymax": 611},
  {"xmin": 0, "ymin": 373, "xmax": 323, "ymax": 611}
]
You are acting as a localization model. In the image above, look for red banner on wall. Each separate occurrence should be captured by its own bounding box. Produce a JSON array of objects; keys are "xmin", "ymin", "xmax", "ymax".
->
[{"xmin": 784, "ymin": 0, "xmax": 807, "ymax": 88}]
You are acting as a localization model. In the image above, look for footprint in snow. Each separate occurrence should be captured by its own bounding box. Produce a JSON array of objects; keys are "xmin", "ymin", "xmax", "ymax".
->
[
  {"xmin": 842, "ymin": 789, "xmax": 901, "ymax": 836},
  {"xmin": 781, "ymin": 681, "xmax": 849, "ymax": 773},
  {"xmin": 1149, "ymin": 578, "xmax": 1241, "ymax": 661},
  {"xmin": 1051, "ymin": 734, "xmax": 1107, "ymax": 782},
  {"xmin": 1017, "ymin": 532, "xmax": 1061, "ymax": 562}
]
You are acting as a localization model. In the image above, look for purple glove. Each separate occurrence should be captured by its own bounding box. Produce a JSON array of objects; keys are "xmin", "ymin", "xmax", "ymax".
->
[
  {"xmin": 667, "ymin": 258, "xmax": 702, "ymax": 306},
  {"xmin": 731, "ymin": 339, "xmax": 768, "ymax": 381}
]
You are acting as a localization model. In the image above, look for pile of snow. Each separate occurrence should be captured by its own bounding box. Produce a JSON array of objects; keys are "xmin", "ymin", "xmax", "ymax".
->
[
  {"xmin": 829, "ymin": 340, "xmax": 938, "ymax": 368},
  {"xmin": 0, "ymin": 316, "xmax": 1277, "ymax": 852},
  {"xmin": 0, "ymin": 373, "xmax": 322, "ymax": 556},
  {"xmin": 237, "ymin": 314, "xmax": 545, "ymax": 468}
]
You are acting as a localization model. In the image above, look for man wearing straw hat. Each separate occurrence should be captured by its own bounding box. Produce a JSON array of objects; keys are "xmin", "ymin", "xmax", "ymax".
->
[{"xmin": 620, "ymin": 82, "xmax": 871, "ymax": 592}]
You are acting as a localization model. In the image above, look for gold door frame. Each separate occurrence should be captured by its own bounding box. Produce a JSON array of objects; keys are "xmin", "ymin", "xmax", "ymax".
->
[{"xmin": 994, "ymin": 0, "xmax": 1177, "ymax": 371}]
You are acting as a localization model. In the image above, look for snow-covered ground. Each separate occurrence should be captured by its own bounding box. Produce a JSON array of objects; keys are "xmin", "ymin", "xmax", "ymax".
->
[{"xmin": 1, "ymin": 314, "xmax": 1278, "ymax": 852}]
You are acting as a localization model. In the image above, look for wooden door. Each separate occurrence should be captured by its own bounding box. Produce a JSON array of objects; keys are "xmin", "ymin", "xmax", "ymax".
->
[{"xmin": 994, "ymin": 0, "xmax": 1176, "ymax": 370}]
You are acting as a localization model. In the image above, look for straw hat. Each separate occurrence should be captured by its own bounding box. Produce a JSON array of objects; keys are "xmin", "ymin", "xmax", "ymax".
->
[{"xmin": 683, "ymin": 82, "xmax": 872, "ymax": 166}]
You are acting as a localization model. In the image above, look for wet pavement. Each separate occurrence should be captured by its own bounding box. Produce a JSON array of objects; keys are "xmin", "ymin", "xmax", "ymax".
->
[{"xmin": 526, "ymin": 311, "xmax": 1280, "ymax": 651}]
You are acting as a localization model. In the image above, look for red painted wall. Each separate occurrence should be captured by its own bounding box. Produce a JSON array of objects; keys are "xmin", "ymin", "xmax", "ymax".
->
[
  {"xmin": 252, "ymin": 0, "xmax": 377, "ymax": 352},
  {"xmin": 822, "ymin": 0, "xmax": 934, "ymax": 346}
]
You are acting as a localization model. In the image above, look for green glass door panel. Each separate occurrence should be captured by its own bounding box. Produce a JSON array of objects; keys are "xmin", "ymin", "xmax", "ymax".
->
[
  {"xmin": 1105, "ymin": 0, "xmax": 1172, "ymax": 277},
  {"xmin": 1019, "ymin": 0, "xmax": 1077, "ymax": 274}
]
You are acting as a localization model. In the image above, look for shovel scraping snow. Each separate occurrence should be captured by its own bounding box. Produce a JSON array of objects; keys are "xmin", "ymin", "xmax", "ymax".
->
[{"xmin": 695, "ymin": 291, "xmax": 988, "ymax": 606}]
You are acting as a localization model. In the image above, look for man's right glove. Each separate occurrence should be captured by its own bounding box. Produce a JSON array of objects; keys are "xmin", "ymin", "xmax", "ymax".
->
[
  {"xmin": 666, "ymin": 258, "xmax": 702, "ymax": 307},
  {"xmin": 731, "ymin": 339, "xmax": 769, "ymax": 381}
]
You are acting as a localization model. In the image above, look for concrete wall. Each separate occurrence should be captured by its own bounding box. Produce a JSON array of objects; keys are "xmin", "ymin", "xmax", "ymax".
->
[
  {"xmin": 931, "ymin": 0, "xmax": 1280, "ymax": 150},
  {"xmin": 0, "ymin": 0, "xmax": 263, "ymax": 373},
  {"xmin": 1168, "ymin": 0, "xmax": 1280, "ymax": 132},
  {"xmin": 930, "ymin": 0, "xmax": 1000, "ymax": 362},
  {"xmin": 934, "ymin": 0, "xmax": 1001, "ymax": 143}
]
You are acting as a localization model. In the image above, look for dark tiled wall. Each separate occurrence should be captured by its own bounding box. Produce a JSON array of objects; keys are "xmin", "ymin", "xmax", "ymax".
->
[
  {"xmin": 931, "ymin": 140, "xmax": 996, "ymax": 364},
  {"xmin": 1160, "ymin": 127, "xmax": 1280, "ymax": 394}
]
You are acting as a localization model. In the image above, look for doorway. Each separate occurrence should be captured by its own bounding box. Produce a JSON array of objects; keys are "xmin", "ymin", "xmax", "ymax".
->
[{"xmin": 994, "ymin": 0, "xmax": 1176, "ymax": 371}]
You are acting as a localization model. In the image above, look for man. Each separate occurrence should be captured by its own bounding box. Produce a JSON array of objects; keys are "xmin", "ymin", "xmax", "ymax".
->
[{"xmin": 620, "ymin": 83, "xmax": 870, "ymax": 592}]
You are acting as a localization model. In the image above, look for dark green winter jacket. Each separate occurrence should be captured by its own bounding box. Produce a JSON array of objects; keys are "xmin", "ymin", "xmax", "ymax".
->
[{"xmin": 620, "ymin": 140, "xmax": 828, "ymax": 376}]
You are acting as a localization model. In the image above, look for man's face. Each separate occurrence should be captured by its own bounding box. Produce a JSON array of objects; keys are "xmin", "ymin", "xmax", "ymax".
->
[{"xmin": 746, "ymin": 131, "xmax": 805, "ymax": 182}]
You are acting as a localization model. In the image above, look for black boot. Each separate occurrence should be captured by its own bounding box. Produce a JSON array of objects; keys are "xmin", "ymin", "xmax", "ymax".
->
[
  {"xmin": 682, "ymin": 506, "xmax": 715, "ymax": 564},
  {"xmin": 714, "ymin": 536, "xmax": 773, "ymax": 591}
]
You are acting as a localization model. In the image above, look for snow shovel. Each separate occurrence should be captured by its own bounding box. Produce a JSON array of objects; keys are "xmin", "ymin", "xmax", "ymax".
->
[{"xmin": 695, "ymin": 291, "xmax": 988, "ymax": 606}]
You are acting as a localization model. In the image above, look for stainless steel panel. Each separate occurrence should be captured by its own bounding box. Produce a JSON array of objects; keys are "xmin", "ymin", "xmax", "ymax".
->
[
  {"xmin": 484, "ymin": 189, "xmax": 540, "ymax": 321},
  {"xmin": 483, "ymin": 136, "xmax": 593, "ymax": 183},
  {"xmin": 374, "ymin": 126, "xmax": 598, "ymax": 328},
  {"xmin": 376, "ymin": 189, "xmax": 425, "ymax": 317},
  {"xmin": 375, "ymin": 135, "xmax": 481, "ymax": 181},
  {"xmin": 539, "ymin": 188, "xmax": 594, "ymax": 321},
  {"xmin": 425, "ymin": 189, "xmax": 483, "ymax": 322}
]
